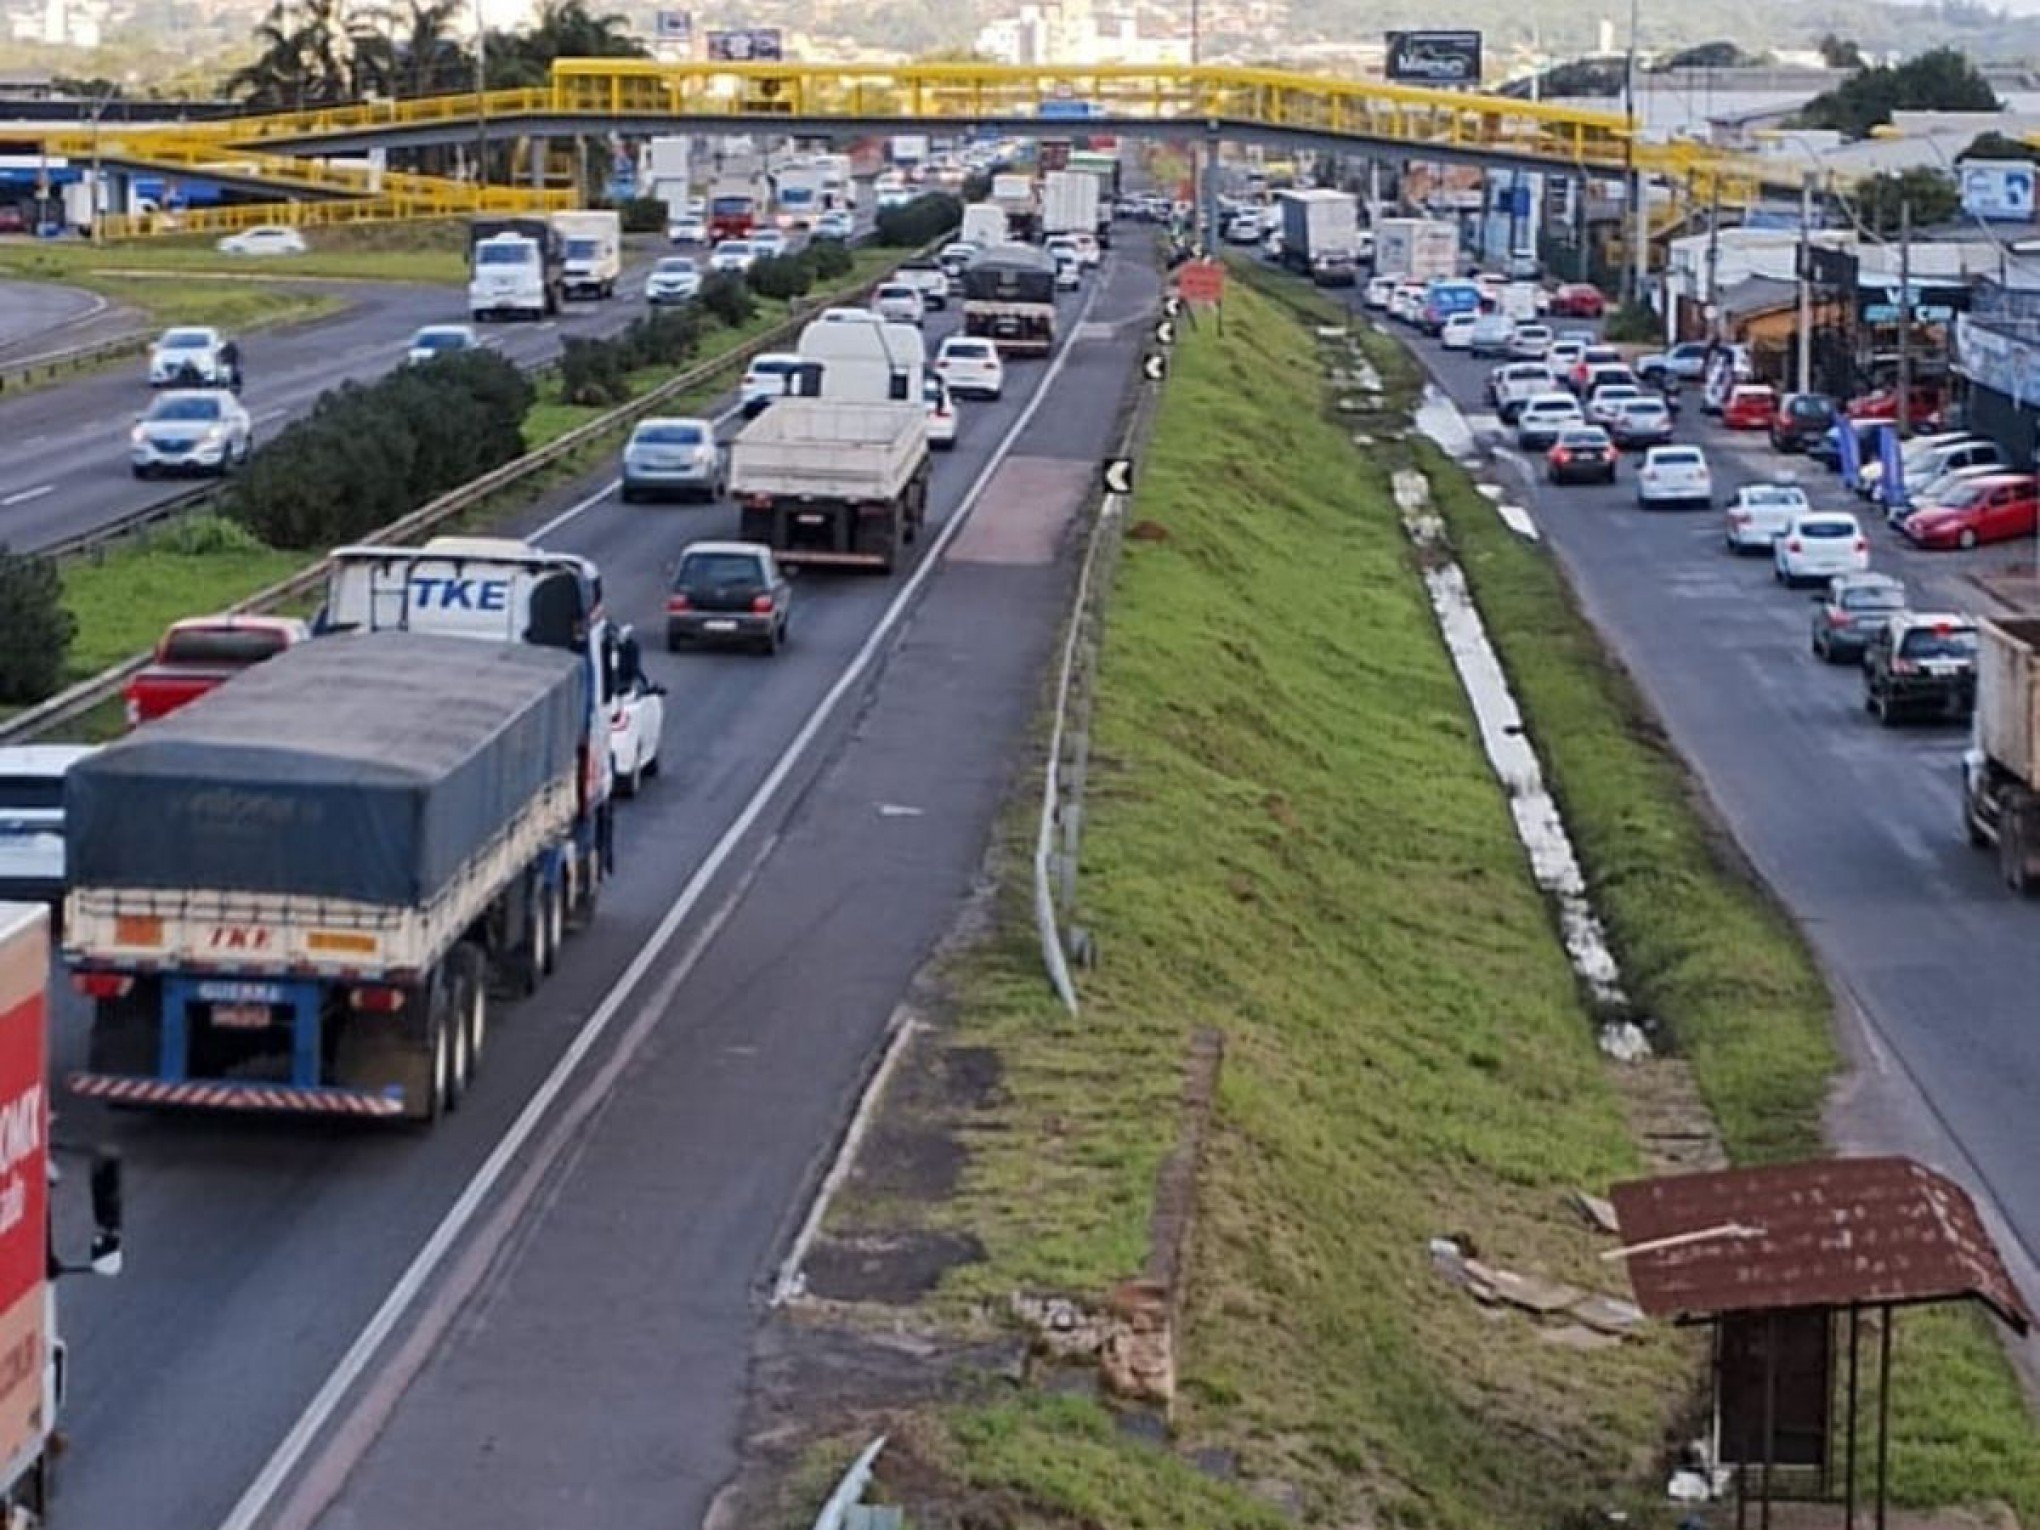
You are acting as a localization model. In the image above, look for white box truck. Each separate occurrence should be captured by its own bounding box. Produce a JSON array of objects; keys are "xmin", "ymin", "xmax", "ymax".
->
[
  {"xmin": 1041, "ymin": 170, "xmax": 1101, "ymax": 237},
  {"xmin": 1277, "ymin": 188, "xmax": 1360, "ymax": 285},
  {"xmin": 641, "ymin": 134, "xmax": 691, "ymax": 217},
  {"xmin": 1375, "ymin": 216, "xmax": 1462, "ymax": 282},
  {"xmin": 961, "ymin": 202, "xmax": 1009, "ymax": 247},
  {"xmin": 552, "ymin": 209, "xmax": 621, "ymax": 300}
]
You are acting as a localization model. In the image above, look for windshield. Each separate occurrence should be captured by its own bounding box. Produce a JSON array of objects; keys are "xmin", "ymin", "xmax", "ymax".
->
[
  {"xmin": 635, "ymin": 423, "xmax": 706, "ymax": 446},
  {"xmin": 477, "ymin": 243, "xmax": 530, "ymax": 265},
  {"xmin": 709, "ymin": 195, "xmax": 753, "ymax": 215},
  {"xmin": 1621, "ymin": 401, "xmax": 1666, "ymax": 418},
  {"xmin": 1900, "ymin": 627, "xmax": 1978, "ymax": 659},
  {"xmin": 878, "ymin": 286, "xmax": 914, "ymax": 300},
  {"xmin": 1557, "ymin": 429, "xmax": 1609, "ymax": 448},
  {"xmin": 750, "ymin": 359, "xmax": 799, "ymax": 378},
  {"xmin": 655, "ymin": 259, "xmax": 697, "ymax": 275},
  {"xmin": 161, "ymin": 330, "xmax": 209, "ymax": 349},
  {"xmin": 564, "ymin": 237, "xmax": 599, "ymax": 259},
  {"xmin": 1799, "ymin": 520, "xmax": 1856, "ymax": 538},
  {"xmin": 0, "ymin": 777, "xmax": 62, "ymax": 813},
  {"xmin": 1744, "ymin": 486, "xmax": 1805, "ymax": 507},
  {"xmin": 1654, "ymin": 449, "xmax": 1703, "ymax": 466},
  {"xmin": 781, "ymin": 187, "xmax": 815, "ymax": 204},
  {"xmin": 414, "ymin": 330, "xmax": 466, "ymax": 351},
  {"xmin": 717, "ymin": 242, "xmax": 751, "ymax": 257},
  {"xmin": 161, "ymin": 626, "xmax": 289, "ymax": 665},
  {"xmin": 149, "ymin": 396, "xmax": 225, "ymax": 422},
  {"xmin": 1842, "ymin": 586, "xmax": 1905, "ymax": 612},
  {"xmin": 678, "ymin": 552, "xmax": 764, "ymax": 587}
]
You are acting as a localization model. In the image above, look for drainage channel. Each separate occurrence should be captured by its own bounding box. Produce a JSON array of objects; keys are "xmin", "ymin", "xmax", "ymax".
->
[{"xmin": 1387, "ymin": 425, "xmax": 1652, "ymax": 1063}]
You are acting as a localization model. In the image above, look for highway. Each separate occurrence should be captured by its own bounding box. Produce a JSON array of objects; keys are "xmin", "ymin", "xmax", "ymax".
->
[
  {"xmin": 50, "ymin": 247, "xmax": 1151, "ymax": 1530},
  {"xmin": 1391, "ymin": 301, "xmax": 2040, "ymax": 1327},
  {"xmin": 0, "ymin": 249, "xmax": 671, "ymax": 553},
  {"xmin": 0, "ymin": 277, "xmax": 119, "ymax": 357}
]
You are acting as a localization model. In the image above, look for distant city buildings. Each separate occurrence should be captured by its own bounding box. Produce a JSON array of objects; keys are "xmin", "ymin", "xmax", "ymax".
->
[{"xmin": 971, "ymin": 0, "xmax": 1285, "ymax": 66}]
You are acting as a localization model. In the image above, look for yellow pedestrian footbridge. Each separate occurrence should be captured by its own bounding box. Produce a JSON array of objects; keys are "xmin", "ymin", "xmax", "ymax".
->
[{"xmin": 49, "ymin": 59, "xmax": 1781, "ymax": 237}]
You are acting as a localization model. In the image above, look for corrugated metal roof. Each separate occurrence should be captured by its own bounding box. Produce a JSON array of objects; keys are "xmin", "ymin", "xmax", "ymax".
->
[{"xmin": 1608, "ymin": 1157, "xmax": 2031, "ymax": 1333}]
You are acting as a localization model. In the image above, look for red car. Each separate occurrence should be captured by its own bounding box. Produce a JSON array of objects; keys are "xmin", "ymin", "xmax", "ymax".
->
[
  {"xmin": 1721, "ymin": 383, "xmax": 1779, "ymax": 430},
  {"xmin": 1848, "ymin": 383, "xmax": 1945, "ymax": 430},
  {"xmin": 122, "ymin": 614, "xmax": 309, "ymax": 728},
  {"xmin": 1899, "ymin": 474, "xmax": 2039, "ymax": 550},
  {"xmin": 1549, "ymin": 283, "xmax": 1607, "ymax": 318}
]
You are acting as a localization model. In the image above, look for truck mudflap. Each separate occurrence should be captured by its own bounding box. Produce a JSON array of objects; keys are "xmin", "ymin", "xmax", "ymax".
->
[{"xmin": 67, "ymin": 1073, "xmax": 407, "ymax": 1117}]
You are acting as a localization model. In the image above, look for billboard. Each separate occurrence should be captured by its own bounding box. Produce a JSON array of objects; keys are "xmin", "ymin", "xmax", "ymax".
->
[
  {"xmin": 1385, "ymin": 30, "xmax": 1482, "ymax": 86},
  {"xmin": 1960, "ymin": 159, "xmax": 2036, "ymax": 223},
  {"xmin": 653, "ymin": 9, "xmax": 690, "ymax": 41},
  {"xmin": 706, "ymin": 27, "xmax": 783, "ymax": 60}
]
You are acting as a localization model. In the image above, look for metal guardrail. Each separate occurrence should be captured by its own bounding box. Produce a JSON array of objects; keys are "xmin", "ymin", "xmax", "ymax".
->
[
  {"xmin": 810, "ymin": 1435, "xmax": 888, "ymax": 1530},
  {"xmin": 0, "ymin": 327, "xmax": 149, "ymax": 396},
  {"xmin": 0, "ymin": 254, "xmax": 912, "ymax": 745},
  {"xmin": 1033, "ymin": 304, "xmax": 1168, "ymax": 1014}
]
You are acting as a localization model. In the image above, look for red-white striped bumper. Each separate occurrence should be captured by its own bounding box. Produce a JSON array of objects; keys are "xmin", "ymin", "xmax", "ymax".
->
[{"xmin": 68, "ymin": 1072, "xmax": 407, "ymax": 1118}]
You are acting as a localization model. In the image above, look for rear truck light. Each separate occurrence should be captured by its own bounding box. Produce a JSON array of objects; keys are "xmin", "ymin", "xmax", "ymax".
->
[
  {"xmin": 666, "ymin": 594, "xmax": 690, "ymax": 613},
  {"xmin": 1830, "ymin": 612, "xmax": 1852, "ymax": 627},
  {"xmin": 750, "ymin": 594, "xmax": 774, "ymax": 613},
  {"xmin": 73, "ymin": 972, "xmax": 133, "ymax": 1000},
  {"xmin": 348, "ymin": 985, "xmax": 407, "ymax": 1013},
  {"xmin": 1854, "ymin": 537, "xmax": 1869, "ymax": 553}
]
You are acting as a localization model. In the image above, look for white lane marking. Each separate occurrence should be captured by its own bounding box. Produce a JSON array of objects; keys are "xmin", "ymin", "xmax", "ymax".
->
[
  {"xmin": 1, "ymin": 484, "xmax": 52, "ymax": 507},
  {"xmin": 255, "ymin": 407, "xmax": 289, "ymax": 424},
  {"xmin": 216, "ymin": 270, "xmax": 1107, "ymax": 1530}
]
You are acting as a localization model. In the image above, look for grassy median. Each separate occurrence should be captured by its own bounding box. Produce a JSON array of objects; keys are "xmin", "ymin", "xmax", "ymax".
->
[{"xmin": 820, "ymin": 277, "xmax": 1699, "ymax": 1526}]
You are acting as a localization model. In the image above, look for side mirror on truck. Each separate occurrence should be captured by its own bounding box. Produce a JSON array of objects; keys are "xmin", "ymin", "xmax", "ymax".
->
[{"xmin": 89, "ymin": 1148, "xmax": 122, "ymax": 1277}]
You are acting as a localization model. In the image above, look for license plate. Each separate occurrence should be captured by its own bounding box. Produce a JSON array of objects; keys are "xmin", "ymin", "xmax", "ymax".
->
[
  {"xmin": 705, "ymin": 619, "xmax": 738, "ymax": 633},
  {"xmin": 197, "ymin": 980, "xmax": 285, "ymax": 1005},
  {"xmin": 796, "ymin": 513, "xmax": 826, "ymax": 525},
  {"xmin": 212, "ymin": 1004, "xmax": 272, "ymax": 1030}
]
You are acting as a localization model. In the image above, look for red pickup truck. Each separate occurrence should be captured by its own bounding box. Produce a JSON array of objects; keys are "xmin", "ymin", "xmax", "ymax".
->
[{"xmin": 123, "ymin": 615, "xmax": 309, "ymax": 728}]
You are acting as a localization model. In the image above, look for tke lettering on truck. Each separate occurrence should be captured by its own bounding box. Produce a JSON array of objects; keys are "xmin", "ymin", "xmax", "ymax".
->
[
  {"xmin": 0, "ymin": 903, "xmax": 123, "ymax": 1526},
  {"xmin": 63, "ymin": 633, "xmax": 600, "ymax": 1122}
]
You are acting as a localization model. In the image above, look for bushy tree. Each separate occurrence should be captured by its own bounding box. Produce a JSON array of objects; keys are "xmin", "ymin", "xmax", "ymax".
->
[
  {"xmin": 747, "ymin": 252, "xmax": 815, "ymax": 300},
  {"xmin": 1961, "ymin": 130, "xmax": 2040, "ymax": 164},
  {"xmin": 700, "ymin": 271, "xmax": 754, "ymax": 328},
  {"xmin": 0, "ymin": 548, "xmax": 74, "ymax": 704},
  {"xmin": 1854, "ymin": 167, "xmax": 1962, "ymax": 233},
  {"xmin": 874, "ymin": 192, "xmax": 963, "ymax": 248},
  {"xmin": 1797, "ymin": 47, "xmax": 1998, "ymax": 138},
  {"xmin": 617, "ymin": 197, "xmax": 667, "ymax": 234},
  {"xmin": 810, "ymin": 238, "xmax": 855, "ymax": 281},
  {"xmin": 1819, "ymin": 33, "xmax": 1866, "ymax": 70}
]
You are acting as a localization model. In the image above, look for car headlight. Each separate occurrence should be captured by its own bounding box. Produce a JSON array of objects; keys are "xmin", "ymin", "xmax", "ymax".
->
[
  {"xmin": 202, "ymin": 426, "xmax": 227, "ymax": 444},
  {"xmin": 130, "ymin": 426, "xmax": 148, "ymax": 446}
]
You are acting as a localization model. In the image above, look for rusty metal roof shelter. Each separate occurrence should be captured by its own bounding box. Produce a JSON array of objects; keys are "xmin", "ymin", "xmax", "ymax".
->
[{"xmin": 1609, "ymin": 1156, "xmax": 2031, "ymax": 1530}]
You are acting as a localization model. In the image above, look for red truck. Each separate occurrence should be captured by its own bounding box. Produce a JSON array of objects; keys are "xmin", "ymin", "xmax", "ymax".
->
[{"xmin": 123, "ymin": 614, "xmax": 308, "ymax": 729}]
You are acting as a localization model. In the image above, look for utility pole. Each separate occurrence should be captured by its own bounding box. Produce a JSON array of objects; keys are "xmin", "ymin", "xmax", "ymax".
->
[
  {"xmin": 1625, "ymin": 0, "xmax": 1646, "ymax": 305},
  {"xmin": 1704, "ymin": 177, "xmax": 1721, "ymax": 343},
  {"xmin": 1796, "ymin": 171, "xmax": 1814, "ymax": 396},
  {"xmin": 1897, "ymin": 198, "xmax": 1912, "ymax": 438},
  {"xmin": 474, "ymin": 0, "xmax": 488, "ymax": 194},
  {"xmin": 1188, "ymin": 0, "xmax": 1202, "ymax": 252}
]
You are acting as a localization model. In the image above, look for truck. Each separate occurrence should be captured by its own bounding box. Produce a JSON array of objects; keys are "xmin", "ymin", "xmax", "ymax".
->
[
  {"xmin": 64, "ymin": 632, "xmax": 602, "ymax": 1123},
  {"xmin": 707, "ymin": 175, "xmax": 765, "ymax": 242},
  {"xmin": 889, "ymin": 134, "xmax": 931, "ymax": 172},
  {"xmin": 551, "ymin": 209, "xmax": 621, "ymax": 300},
  {"xmin": 1964, "ymin": 616, "xmax": 2040, "ymax": 890},
  {"xmin": 123, "ymin": 614, "xmax": 309, "ymax": 729},
  {"xmin": 467, "ymin": 216, "xmax": 561, "ymax": 321},
  {"xmin": 0, "ymin": 904, "xmax": 125, "ymax": 1525},
  {"xmin": 771, "ymin": 161, "xmax": 827, "ymax": 229},
  {"xmin": 962, "ymin": 243, "xmax": 1058, "ymax": 357},
  {"xmin": 641, "ymin": 134, "xmax": 691, "ymax": 218},
  {"xmin": 1373, "ymin": 216, "xmax": 1460, "ymax": 283},
  {"xmin": 990, "ymin": 172, "xmax": 1040, "ymax": 241},
  {"xmin": 1277, "ymin": 188, "xmax": 1360, "ymax": 285},
  {"xmin": 960, "ymin": 202, "xmax": 1009, "ymax": 248},
  {"xmin": 1041, "ymin": 169, "xmax": 1101, "ymax": 238}
]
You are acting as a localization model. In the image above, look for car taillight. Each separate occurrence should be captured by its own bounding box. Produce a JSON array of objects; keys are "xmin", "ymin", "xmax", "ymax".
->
[
  {"xmin": 667, "ymin": 593, "xmax": 690, "ymax": 613},
  {"xmin": 1854, "ymin": 537, "xmax": 1868, "ymax": 553},
  {"xmin": 1787, "ymin": 539, "xmax": 1803, "ymax": 553},
  {"xmin": 1830, "ymin": 611, "xmax": 1852, "ymax": 627},
  {"xmin": 751, "ymin": 594, "xmax": 774, "ymax": 613},
  {"xmin": 349, "ymin": 986, "xmax": 407, "ymax": 1013},
  {"xmin": 1552, "ymin": 447, "xmax": 1571, "ymax": 464},
  {"xmin": 72, "ymin": 972, "xmax": 134, "ymax": 1000}
]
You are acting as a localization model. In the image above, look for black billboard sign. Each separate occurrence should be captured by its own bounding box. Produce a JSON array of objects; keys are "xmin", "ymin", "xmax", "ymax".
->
[{"xmin": 1385, "ymin": 31, "xmax": 1482, "ymax": 86}]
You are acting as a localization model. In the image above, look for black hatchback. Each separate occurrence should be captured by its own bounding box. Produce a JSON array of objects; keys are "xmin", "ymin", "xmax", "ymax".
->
[
  {"xmin": 666, "ymin": 541, "xmax": 791, "ymax": 655},
  {"xmin": 1545, "ymin": 426, "xmax": 1618, "ymax": 485},
  {"xmin": 1769, "ymin": 392, "xmax": 1837, "ymax": 453}
]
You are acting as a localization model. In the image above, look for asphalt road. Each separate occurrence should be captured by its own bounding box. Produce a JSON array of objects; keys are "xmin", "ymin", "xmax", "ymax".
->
[
  {"xmin": 0, "ymin": 275, "xmax": 108, "ymax": 355},
  {"xmin": 51, "ymin": 248, "xmax": 1147, "ymax": 1530},
  {"xmin": 0, "ymin": 246, "xmax": 672, "ymax": 553},
  {"xmin": 1385, "ymin": 295, "xmax": 2040, "ymax": 1324}
]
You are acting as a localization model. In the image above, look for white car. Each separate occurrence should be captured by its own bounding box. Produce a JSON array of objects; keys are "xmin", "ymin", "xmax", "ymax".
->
[
  {"xmin": 1070, "ymin": 231, "xmax": 1102, "ymax": 269},
  {"xmin": 1439, "ymin": 312, "xmax": 1478, "ymax": 351},
  {"xmin": 1363, "ymin": 274, "xmax": 1397, "ymax": 310},
  {"xmin": 645, "ymin": 255, "xmax": 703, "ymax": 305},
  {"xmin": 872, "ymin": 283, "xmax": 926, "ymax": 326},
  {"xmin": 1493, "ymin": 364, "xmax": 1557, "ymax": 423},
  {"xmin": 1053, "ymin": 256, "xmax": 1080, "ymax": 291},
  {"xmin": 621, "ymin": 416, "xmax": 722, "ymax": 502},
  {"xmin": 813, "ymin": 210, "xmax": 855, "ymax": 241},
  {"xmin": 607, "ymin": 630, "xmax": 664, "ymax": 797},
  {"xmin": 0, "ymin": 745, "xmax": 95, "ymax": 905},
  {"xmin": 749, "ymin": 228, "xmax": 789, "ymax": 260},
  {"xmin": 130, "ymin": 388, "xmax": 253, "ymax": 478},
  {"xmin": 405, "ymin": 324, "xmax": 479, "ymax": 366},
  {"xmin": 1515, "ymin": 392, "xmax": 1585, "ymax": 450},
  {"xmin": 1468, "ymin": 312, "xmax": 1515, "ymax": 357},
  {"xmin": 934, "ymin": 335, "xmax": 1004, "ymax": 399},
  {"xmin": 708, "ymin": 240, "xmax": 755, "ymax": 274},
  {"xmin": 1507, "ymin": 323, "xmax": 1553, "ymax": 360},
  {"xmin": 147, "ymin": 326, "xmax": 236, "ymax": 388},
  {"xmin": 739, "ymin": 351, "xmax": 811, "ymax": 417},
  {"xmin": 1636, "ymin": 444, "xmax": 1713, "ymax": 509},
  {"xmin": 216, "ymin": 225, "xmax": 307, "ymax": 257},
  {"xmin": 923, "ymin": 374, "xmax": 958, "ymax": 450},
  {"xmin": 1585, "ymin": 383, "xmax": 1645, "ymax": 429},
  {"xmin": 1723, "ymin": 481, "xmax": 1811, "ymax": 553},
  {"xmin": 1775, "ymin": 511, "xmax": 1870, "ymax": 587},
  {"xmin": 1044, "ymin": 235, "xmax": 1080, "ymax": 270},
  {"xmin": 667, "ymin": 214, "xmax": 707, "ymax": 244}
]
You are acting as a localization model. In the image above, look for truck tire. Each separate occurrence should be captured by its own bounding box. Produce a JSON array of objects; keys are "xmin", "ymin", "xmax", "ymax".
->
[
  {"xmin": 2003, "ymin": 808, "xmax": 2033, "ymax": 895},
  {"xmin": 87, "ymin": 986, "xmax": 159, "ymax": 1077},
  {"xmin": 456, "ymin": 945, "xmax": 489, "ymax": 1075}
]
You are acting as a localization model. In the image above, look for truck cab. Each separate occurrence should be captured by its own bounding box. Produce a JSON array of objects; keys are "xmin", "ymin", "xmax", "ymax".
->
[{"xmin": 469, "ymin": 233, "xmax": 554, "ymax": 321}]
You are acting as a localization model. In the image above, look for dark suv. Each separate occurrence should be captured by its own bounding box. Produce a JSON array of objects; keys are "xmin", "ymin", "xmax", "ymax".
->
[
  {"xmin": 1770, "ymin": 392, "xmax": 1837, "ymax": 453},
  {"xmin": 1864, "ymin": 613, "xmax": 1979, "ymax": 725},
  {"xmin": 1811, "ymin": 572, "xmax": 1906, "ymax": 664}
]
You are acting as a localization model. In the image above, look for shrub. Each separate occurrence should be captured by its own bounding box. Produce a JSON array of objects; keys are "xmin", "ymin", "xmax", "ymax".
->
[
  {"xmin": 747, "ymin": 251, "xmax": 815, "ymax": 300},
  {"xmin": 618, "ymin": 196, "xmax": 668, "ymax": 233},
  {"xmin": 1603, "ymin": 301, "xmax": 1659, "ymax": 343},
  {"xmin": 560, "ymin": 335, "xmax": 631, "ymax": 406},
  {"xmin": 222, "ymin": 350, "xmax": 533, "ymax": 550},
  {"xmin": 153, "ymin": 513, "xmax": 268, "ymax": 556},
  {"xmin": 810, "ymin": 238, "xmax": 854, "ymax": 280},
  {"xmin": 874, "ymin": 191, "xmax": 963, "ymax": 248},
  {"xmin": 624, "ymin": 306, "xmax": 702, "ymax": 369},
  {"xmin": 0, "ymin": 546, "xmax": 75, "ymax": 703},
  {"xmin": 700, "ymin": 270, "xmax": 754, "ymax": 328}
]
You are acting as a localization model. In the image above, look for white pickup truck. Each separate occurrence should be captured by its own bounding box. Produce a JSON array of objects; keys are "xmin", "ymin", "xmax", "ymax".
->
[{"xmin": 730, "ymin": 400, "xmax": 931, "ymax": 573}]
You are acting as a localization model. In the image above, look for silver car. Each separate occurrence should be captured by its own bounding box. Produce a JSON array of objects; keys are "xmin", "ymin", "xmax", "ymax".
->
[
  {"xmin": 621, "ymin": 416, "xmax": 722, "ymax": 503},
  {"xmin": 130, "ymin": 389, "xmax": 253, "ymax": 478},
  {"xmin": 645, "ymin": 256, "xmax": 702, "ymax": 305},
  {"xmin": 0, "ymin": 745, "xmax": 95, "ymax": 905}
]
